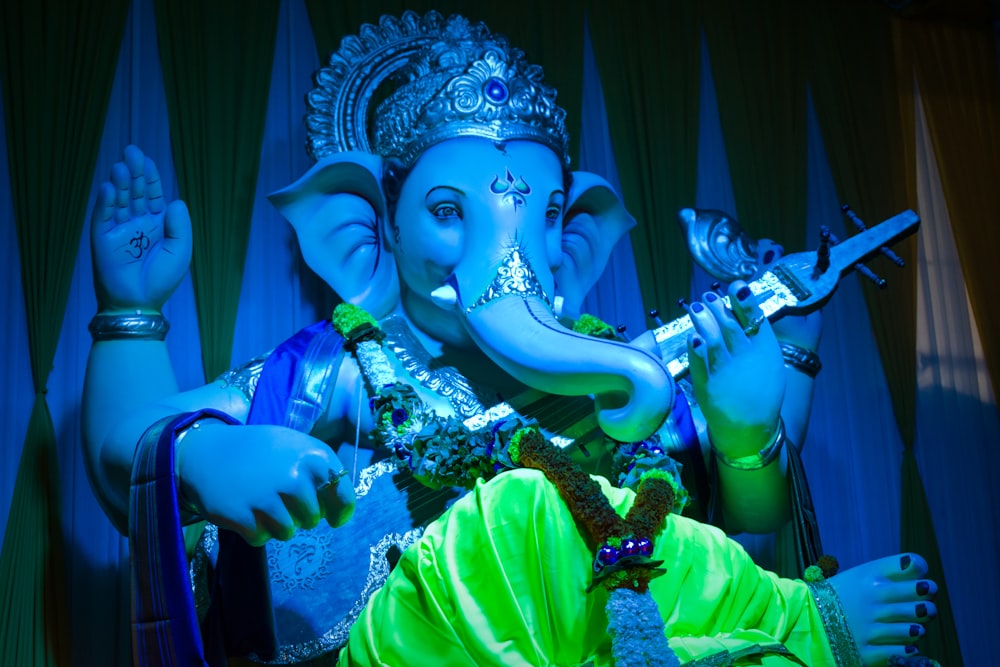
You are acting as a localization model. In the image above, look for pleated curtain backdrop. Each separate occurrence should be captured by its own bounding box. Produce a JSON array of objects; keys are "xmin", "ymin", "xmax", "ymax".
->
[{"xmin": 0, "ymin": 1, "xmax": 130, "ymax": 664}]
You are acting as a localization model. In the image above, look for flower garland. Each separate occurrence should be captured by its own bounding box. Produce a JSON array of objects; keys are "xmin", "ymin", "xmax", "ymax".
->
[{"xmin": 331, "ymin": 303, "xmax": 685, "ymax": 666}]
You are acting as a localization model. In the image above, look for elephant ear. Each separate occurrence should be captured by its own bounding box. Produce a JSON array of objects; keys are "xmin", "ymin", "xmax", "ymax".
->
[
  {"xmin": 268, "ymin": 152, "xmax": 399, "ymax": 319},
  {"xmin": 557, "ymin": 171, "xmax": 636, "ymax": 317}
]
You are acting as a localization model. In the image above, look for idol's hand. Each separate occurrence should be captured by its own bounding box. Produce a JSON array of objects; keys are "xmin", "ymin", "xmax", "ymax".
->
[
  {"xmin": 90, "ymin": 145, "xmax": 192, "ymax": 313},
  {"xmin": 686, "ymin": 281, "xmax": 785, "ymax": 456},
  {"xmin": 175, "ymin": 422, "xmax": 357, "ymax": 546},
  {"xmin": 756, "ymin": 240, "xmax": 823, "ymax": 353}
]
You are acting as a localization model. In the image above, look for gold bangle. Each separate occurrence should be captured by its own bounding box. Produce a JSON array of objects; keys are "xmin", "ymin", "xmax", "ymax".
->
[{"xmin": 712, "ymin": 418, "xmax": 785, "ymax": 471}]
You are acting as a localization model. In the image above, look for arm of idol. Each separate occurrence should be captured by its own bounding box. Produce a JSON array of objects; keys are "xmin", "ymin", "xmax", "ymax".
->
[
  {"xmin": 755, "ymin": 239, "xmax": 823, "ymax": 449},
  {"xmin": 685, "ymin": 281, "xmax": 791, "ymax": 534},
  {"xmin": 82, "ymin": 146, "xmax": 354, "ymax": 544}
]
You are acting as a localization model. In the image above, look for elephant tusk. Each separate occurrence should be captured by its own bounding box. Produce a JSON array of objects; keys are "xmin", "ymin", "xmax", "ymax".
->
[{"xmin": 431, "ymin": 283, "xmax": 459, "ymax": 310}]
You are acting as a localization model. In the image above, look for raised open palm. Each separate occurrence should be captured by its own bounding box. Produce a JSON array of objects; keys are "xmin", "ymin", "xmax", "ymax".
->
[{"xmin": 90, "ymin": 145, "xmax": 192, "ymax": 312}]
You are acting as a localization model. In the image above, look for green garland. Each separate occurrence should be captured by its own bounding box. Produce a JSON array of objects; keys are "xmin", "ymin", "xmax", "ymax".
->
[{"xmin": 332, "ymin": 303, "xmax": 684, "ymax": 665}]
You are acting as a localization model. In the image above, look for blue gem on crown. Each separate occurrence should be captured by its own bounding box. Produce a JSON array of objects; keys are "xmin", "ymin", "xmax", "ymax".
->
[{"xmin": 484, "ymin": 77, "xmax": 508, "ymax": 104}]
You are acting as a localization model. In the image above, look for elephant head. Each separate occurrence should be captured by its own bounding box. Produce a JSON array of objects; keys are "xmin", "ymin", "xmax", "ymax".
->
[{"xmin": 269, "ymin": 137, "xmax": 674, "ymax": 443}]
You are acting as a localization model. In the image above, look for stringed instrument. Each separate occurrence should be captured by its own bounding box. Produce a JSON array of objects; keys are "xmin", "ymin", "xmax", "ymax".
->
[{"xmin": 205, "ymin": 208, "xmax": 920, "ymax": 662}]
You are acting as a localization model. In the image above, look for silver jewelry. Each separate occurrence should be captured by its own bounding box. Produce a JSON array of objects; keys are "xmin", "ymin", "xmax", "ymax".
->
[
  {"xmin": 780, "ymin": 342, "xmax": 822, "ymax": 378},
  {"xmin": 381, "ymin": 316, "xmax": 487, "ymax": 419},
  {"xmin": 89, "ymin": 312, "xmax": 169, "ymax": 341},
  {"xmin": 305, "ymin": 11, "xmax": 569, "ymax": 167},
  {"xmin": 467, "ymin": 244, "xmax": 551, "ymax": 312},
  {"xmin": 742, "ymin": 314, "xmax": 766, "ymax": 337},
  {"xmin": 317, "ymin": 469, "xmax": 350, "ymax": 491},
  {"xmin": 215, "ymin": 353, "xmax": 269, "ymax": 404},
  {"xmin": 712, "ymin": 418, "xmax": 785, "ymax": 471}
]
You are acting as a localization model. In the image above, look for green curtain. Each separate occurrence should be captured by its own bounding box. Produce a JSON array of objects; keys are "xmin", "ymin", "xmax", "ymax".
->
[
  {"xmin": 0, "ymin": 0, "xmax": 129, "ymax": 664},
  {"xmin": 586, "ymin": 0, "xmax": 702, "ymax": 319},
  {"xmin": 304, "ymin": 0, "xmax": 584, "ymax": 170},
  {"xmin": 807, "ymin": 3, "xmax": 918, "ymax": 446},
  {"xmin": 702, "ymin": 0, "xmax": 809, "ymax": 253},
  {"xmin": 153, "ymin": 0, "xmax": 280, "ymax": 381}
]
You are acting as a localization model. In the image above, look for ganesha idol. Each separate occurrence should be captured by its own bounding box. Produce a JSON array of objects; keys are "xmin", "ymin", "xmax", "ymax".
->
[{"xmin": 82, "ymin": 10, "xmax": 938, "ymax": 667}]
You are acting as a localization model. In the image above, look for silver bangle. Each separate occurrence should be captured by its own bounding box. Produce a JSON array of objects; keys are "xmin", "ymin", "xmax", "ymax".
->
[
  {"xmin": 712, "ymin": 418, "xmax": 785, "ymax": 471},
  {"xmin": 780, "ymin": 342, "xmax": 822, "ymax": 378},
  {"xmin": 89, "ymin": 312, "xmax": 169, "ymax": 341}
]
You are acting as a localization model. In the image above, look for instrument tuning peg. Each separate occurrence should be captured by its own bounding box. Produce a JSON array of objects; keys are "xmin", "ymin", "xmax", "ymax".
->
[
  {"xmin": 841, "ymin": 203, "xmax": 906, "ymax": 268},
  {"xmin": 676, "ymin": 298, "xmax": 691, "ymax": 314},
  {"xmin": 616, "ymin": 324, "xmax": 632, "ymax": 341},
  {"xmin": 648, "ymin": 308, "xmax": 664, "ymax": 327},
  {"xmin": 856, "ymin": 263, "xmax": 887, "ymax": 289},
  {"xmin": 710, "ymin": 281, "xmax": 724, "ymax": 295},
  {"xmin": 813, "ymin": 226, "xmax": 832, "ymax": 278}
]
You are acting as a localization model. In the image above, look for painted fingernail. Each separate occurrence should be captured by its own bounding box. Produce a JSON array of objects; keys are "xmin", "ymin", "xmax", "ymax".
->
[
  {"xmin": 692, "ymin": 337, "xmax": 703, "ymax": 348},
  {"xmin": 900, "ymin": 555, "xmax": 911, "ymax": 570},
  {"xmin": 691, "ymin": 302, "xmax": 704, "ymax": 314},
  {"xmin": 916, "ymin": 581, "xmax": 930, "ymax": 595},
  {"xmin": 736, "ymin": 286, "xmax": 751, "ymax": 301},
  {"xmin": 916, "ymin": 603, "xmax": 928, "ymax": 618},
  {"xmin": 705, "ymin": 292, "xmax": 718, "ymax": 303},
  {"xmin": 905, "ymin": 645, "xmax": 918, "ymax": 654},
  {"xmin": 909, "ymin": 624, "xmax": 921, "ymax": 637}
]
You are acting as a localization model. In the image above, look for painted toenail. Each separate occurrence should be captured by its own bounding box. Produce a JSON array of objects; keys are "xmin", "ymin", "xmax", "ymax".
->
[
  {"xmin": 691, "ymin": 302, "xmax": 704, "ymax": 313},
  {"xmin": 736, "ymin": 286, "xmax": 751, "ymax": 301},
  {"xmin": 909, "ymin": 624, "xmax": 921, "ymax": 637},
  {"xmin": 905, "ymin": 645, "xmax": 917, "ymax": 654},
  {"xmin": 916, "ymin": 581, "xmax": 929, "ymax": 595},
  {"xmin": 916, "ymin": 603, "xmax": 928, "ymax": 618},
  {"xmin": 705, "ymin": 292, "xmax": 717, "ymax": 302},
  {"xmin": 900, "ymin": 555, "xmax": 911, "ymax": 570}
]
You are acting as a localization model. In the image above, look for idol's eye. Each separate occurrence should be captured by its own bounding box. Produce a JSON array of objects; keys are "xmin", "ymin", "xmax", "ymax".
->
[
  {"xmin": 545, "ymin": 205, "xmax": 562, "ymax": 222},
  {"xmin": 431, "ymin": 202, "xmax": 462, "ymax": 221}
]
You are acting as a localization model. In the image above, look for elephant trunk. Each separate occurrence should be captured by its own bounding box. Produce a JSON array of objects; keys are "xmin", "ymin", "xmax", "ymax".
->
[{"xmin": 463, "ymin": 295, "xmax": 674, "ymax": 444}]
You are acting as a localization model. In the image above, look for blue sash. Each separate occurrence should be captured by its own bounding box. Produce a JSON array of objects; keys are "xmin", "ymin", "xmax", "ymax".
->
[
  {"xmin": 130, "ymin": 409, "xmax": 240, "ymax": 667},
  {"xmin": 129, "ymin": 320, "xmax": 341, "ymax": 666}
]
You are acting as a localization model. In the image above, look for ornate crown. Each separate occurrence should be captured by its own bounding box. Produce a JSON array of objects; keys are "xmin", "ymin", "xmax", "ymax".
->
[{"xmin": 306, "ymin": 11, "xmax": 570, "ymax": 166}]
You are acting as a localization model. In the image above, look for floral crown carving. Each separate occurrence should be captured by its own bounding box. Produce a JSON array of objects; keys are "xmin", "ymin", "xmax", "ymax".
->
[{"xmin": 306, "ymin": 11, "xmax": 570, "ymax": 167}]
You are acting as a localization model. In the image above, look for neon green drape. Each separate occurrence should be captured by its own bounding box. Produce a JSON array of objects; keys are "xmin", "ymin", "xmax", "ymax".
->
[
  {"xmin": 0, "ymin": 0, "xmax": 129, "ymax": 664},
  {"xmin": 153, "ymin": 0, "xmax": 280, "ymax": 381}
]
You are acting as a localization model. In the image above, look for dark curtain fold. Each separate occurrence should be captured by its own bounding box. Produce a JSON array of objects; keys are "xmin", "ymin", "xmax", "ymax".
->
[
  {"xmin": 153, "ymin": 0, "xmax": 280, "ymax": 381},
  {"xmin": 806, "ymin": 3, "xmax": 918, "ymax": 446},
  {"xmin": 0, "ymin": 0, "xmax": 129, "ymax": 664},
  {"xmin": 702, "ymin": 0, "xmax": 808, "ymax": 253},
  {"xmin": 904, "ymin": 16, "xmax": 1000, "ymax": 404},
  {"xmin": 585, "ymin": 0, "xmax": 702, "ymax": 320},
  {"xmin": 304, "ymin": 0, "xmax": 584, "ymax": 167}
]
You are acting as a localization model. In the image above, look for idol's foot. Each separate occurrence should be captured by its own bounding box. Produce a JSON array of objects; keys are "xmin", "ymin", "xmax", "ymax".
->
[{"xmin": 829, "ymin": 553, "xmax": 938, "ymax": 666}]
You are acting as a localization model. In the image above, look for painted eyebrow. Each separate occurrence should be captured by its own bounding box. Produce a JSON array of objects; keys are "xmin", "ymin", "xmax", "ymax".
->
[{"xmin": 425, "ymin": 185, "xmax": 465, "ymax": 200}]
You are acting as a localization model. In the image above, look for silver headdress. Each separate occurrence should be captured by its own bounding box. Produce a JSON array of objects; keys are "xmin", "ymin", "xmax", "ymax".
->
[{"xmin": 306, "ymin": 11, "xmax": 570, "ymax": 166}]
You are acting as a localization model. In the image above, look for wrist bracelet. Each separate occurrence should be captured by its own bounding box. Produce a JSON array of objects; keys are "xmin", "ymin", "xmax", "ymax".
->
[
  {"xmin": 780, "ymin": 342, "xmax": 822, "ymax": 378},
  {"xmin": 89, "ymin": 312, "xmax": 169, "ymax": 341},
  {"xmin": 712, "ymin": 418, "xmax": 785, "ymax": 471}
]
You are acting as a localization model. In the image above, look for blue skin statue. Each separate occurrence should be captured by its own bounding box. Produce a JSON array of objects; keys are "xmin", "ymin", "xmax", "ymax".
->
[{"xmin": 83, "ymin": 139, "xmax": 936, "ymax": 665}]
